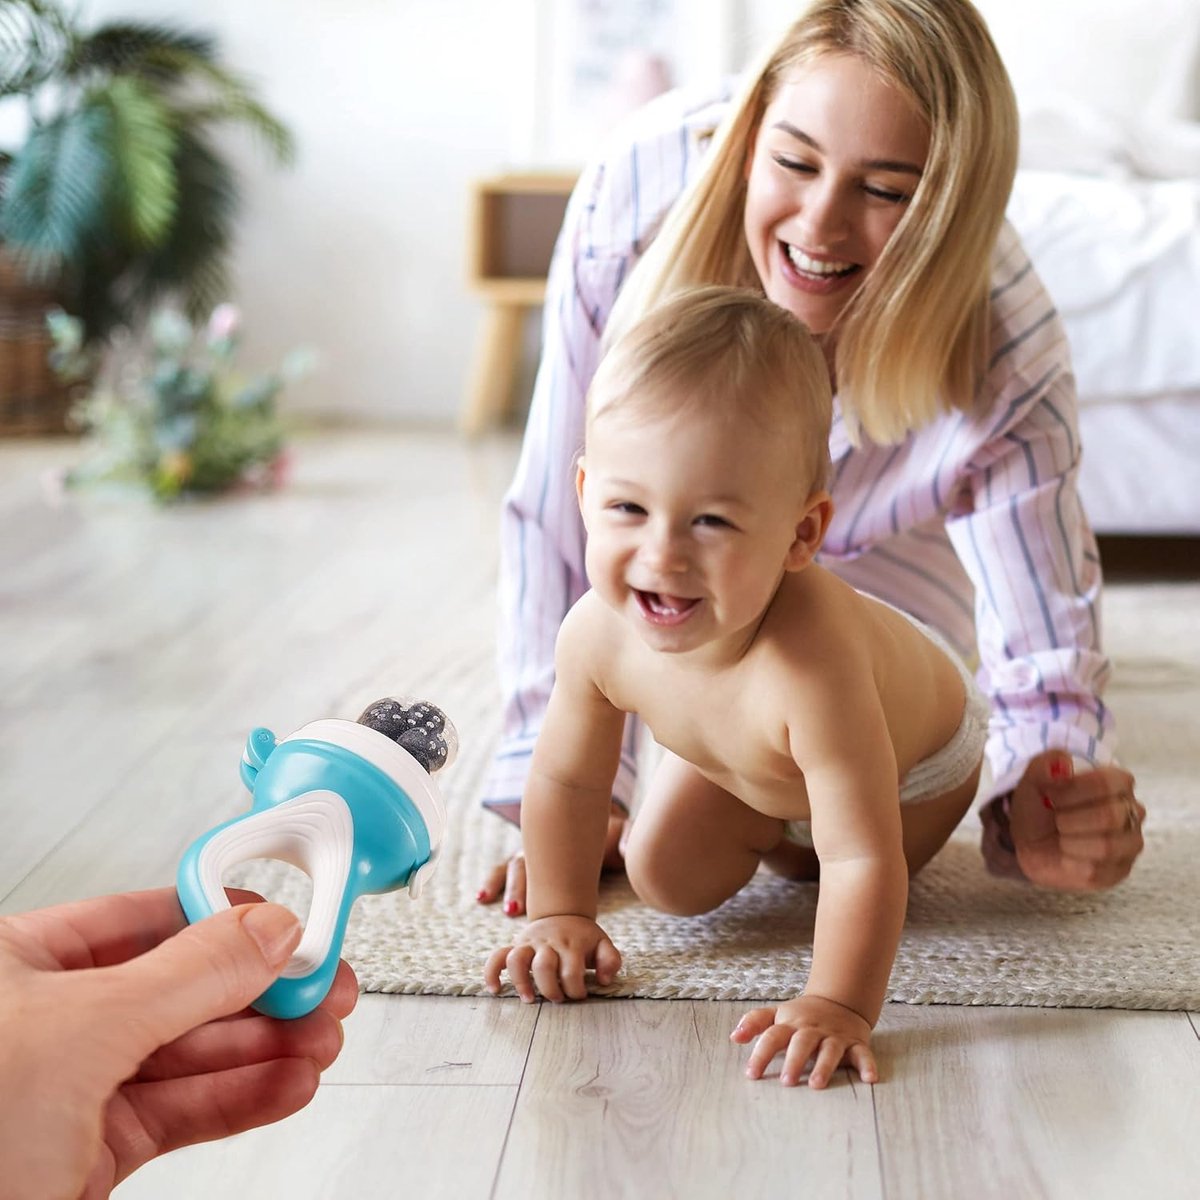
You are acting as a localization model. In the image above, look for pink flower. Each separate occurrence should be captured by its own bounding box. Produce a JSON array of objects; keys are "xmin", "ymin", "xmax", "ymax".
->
[
  {"xmin": 207, "ymin": 303, "xmax": 241, "ymax": 344},
  {"xmin": 267, "ymin": 449, "xmax": 293, "ymax": 489}
]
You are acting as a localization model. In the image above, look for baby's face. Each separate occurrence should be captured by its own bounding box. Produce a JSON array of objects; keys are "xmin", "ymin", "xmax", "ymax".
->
[{"xmin": 578, "ymin": 404, "xmax": 809, "ymax": 657}]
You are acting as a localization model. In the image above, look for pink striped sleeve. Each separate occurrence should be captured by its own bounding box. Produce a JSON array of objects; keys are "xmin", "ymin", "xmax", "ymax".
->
[
  {"xmin": 944, "ymin": 232, "xmax": 1113, "ymax": 798},
  {"xmin": 820, "ymin": 225, "xmax": 1115, "ymax": 802}
]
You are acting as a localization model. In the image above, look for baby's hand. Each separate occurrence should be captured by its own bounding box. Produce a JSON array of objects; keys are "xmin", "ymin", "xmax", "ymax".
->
[
  {"xmin": 730, "ymin": 994, "xmax": 877, "ymax": 1089},
  {"xmin": 483, "ymin": 915, "xmax": 621, "ymax": 1003}
]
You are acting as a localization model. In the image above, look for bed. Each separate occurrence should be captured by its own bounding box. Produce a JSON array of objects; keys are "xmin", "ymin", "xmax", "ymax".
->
[
  {"xmin": 1008, "ymin": 167, "xmax": 1200, "ymax": 535},
  {"xmin": 977, "ymin": 0, "xmax": 1200, "ymax": 536}
]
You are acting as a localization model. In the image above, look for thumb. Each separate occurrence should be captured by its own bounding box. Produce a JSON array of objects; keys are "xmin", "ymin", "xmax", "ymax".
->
[
  {"xmin": 594, "ymin": 937, "xmax": 622, "ymax": 986},
  {"xmin": 97, "ymin": 903, "xmax": 301, "ymax": 1063},
  {"xmin": 1022, "ymin": 749, "xmax": 1074, "ymax": 794}
]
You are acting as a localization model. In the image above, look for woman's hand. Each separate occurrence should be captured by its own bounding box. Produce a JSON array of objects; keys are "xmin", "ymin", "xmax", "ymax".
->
[
  {"xmin": 477, "ymin": 803, "xmax": 628, "ymax": 916},
  {"xmin": 1010, "ymin": 750, "xmax": 1145, "ymax": 890},
  {"xmin": 483, "ymin": 914, "xmax": 622, "ymax": 1002},
  {"xmin": 0, "ymin": 888, "xmax": 357, "ymax": 1200},
  {"xmin": 731, "ymin": 994, "xmax": 877, "ymax": 1089}
]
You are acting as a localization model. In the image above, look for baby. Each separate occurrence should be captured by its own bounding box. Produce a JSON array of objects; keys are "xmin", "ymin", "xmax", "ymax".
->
[{"xmin": 484, "ymin": 286, "xmax": 988, "ymax": 1089}]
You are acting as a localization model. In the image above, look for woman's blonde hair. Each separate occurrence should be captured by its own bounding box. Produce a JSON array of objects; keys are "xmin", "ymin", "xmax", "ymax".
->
[
  {"xmin": 588, "ymin": 285, "xmax": 832, "ymax": 496},
  {"xmin": 605, "ymin": 0, "xmax": 1018, "ymax": 446}
]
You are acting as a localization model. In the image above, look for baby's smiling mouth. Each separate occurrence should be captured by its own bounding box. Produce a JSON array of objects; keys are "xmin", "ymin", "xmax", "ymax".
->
[{"xmin": 635, "ymin": 590, "xmax": 700, "ymax": 626}]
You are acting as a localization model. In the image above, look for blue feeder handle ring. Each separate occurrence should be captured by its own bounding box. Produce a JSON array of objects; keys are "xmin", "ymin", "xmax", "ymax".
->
[{"xmin": 177, "ymin": 705, "xmax": 453, "ymax": 1020}]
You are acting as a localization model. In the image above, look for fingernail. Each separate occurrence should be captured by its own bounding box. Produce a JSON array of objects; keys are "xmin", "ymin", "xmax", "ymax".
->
[
  {"xmin": 504, "ymin": 900, "xmax": 519, "ymax": 916},
  {"xmin": 1042, "ymin": 795, "xmax": 1054, "ymax": 810},
  {"xmin": 1050, "ymin": 759, "xmax": 1071, "ymax": 780},
  {"xmin": 476, "ymin": 889, "xmax": 490, "ymax": 903},
  {"xmin": 242, "ymin": 904, "xmax": 302, "ymax": 966}
]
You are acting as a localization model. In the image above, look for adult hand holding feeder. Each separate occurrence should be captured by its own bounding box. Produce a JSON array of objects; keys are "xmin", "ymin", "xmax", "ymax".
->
[{"xmin": 177, "ymin": 698, "xmax": 456, "ymax": 1018}]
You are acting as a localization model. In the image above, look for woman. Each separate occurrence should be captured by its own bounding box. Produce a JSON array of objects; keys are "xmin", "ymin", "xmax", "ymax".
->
[{"xmin": 478, "ymin": 0, "xmax": 1144, "ymax": 911}]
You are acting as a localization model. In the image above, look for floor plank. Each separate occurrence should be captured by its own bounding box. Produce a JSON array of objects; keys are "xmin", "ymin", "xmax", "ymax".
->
[
  {"xmin": 113, "ymin": 1083, "xmax": 518, "ymax": 1199},
  {"xmin": 324, "ymin": 994, "xmax": 538, "ymax": 1087},
  {"xmin": 872, "ymin": 1004, "xmax": 1200, "ymax": 1200},
  {"xmin": 493, "ymin": 999, "xmax": 883, "ymax": 1200}
]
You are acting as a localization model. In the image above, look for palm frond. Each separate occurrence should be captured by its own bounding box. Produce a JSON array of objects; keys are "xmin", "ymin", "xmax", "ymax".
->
[
  {"xmin": 0, "ymin": 0, "xmax": 72, "ymax": 99},
  {"xmin": 95, "ymin": 77, "xmax": 178, "ymax": 248},
  {"xmin": 0, "ymin": 104, "xmax": 115, "ymax": 274},
  {"xmin": 69, "ymin": 237, "xmax": 135, "ymax": 341},
  {"xmin": 125, "ymin": 128, "xmax": 238, "ymax": 323},
  {"xmin": 177, "ymin": 97, "xmax": 297, "ymax": 167},
  {"xmin": 67, "ymin": 21, "xmax": 217, "ymax": 81},
  {"xmin": 144, "ymin": 49, "xmax": 296, "ymax": 166}
]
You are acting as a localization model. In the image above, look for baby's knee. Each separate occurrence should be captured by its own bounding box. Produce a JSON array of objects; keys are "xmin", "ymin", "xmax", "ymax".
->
[
  {"xmin": 624, "ymin": 826, "xmax": 744, "ymax": 917},
  {"xmin": 631, "ymin": 877, "xmax": 716, "ymax": 917},
  {"xmin": 623, "ymin": 833, "xmax": 707, "ymax": 916}
]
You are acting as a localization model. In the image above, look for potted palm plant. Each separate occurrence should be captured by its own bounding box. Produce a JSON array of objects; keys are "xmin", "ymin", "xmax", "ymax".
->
[{"xmin": 0, "ymin": 0, "xmax": 294, "ymax": 429}]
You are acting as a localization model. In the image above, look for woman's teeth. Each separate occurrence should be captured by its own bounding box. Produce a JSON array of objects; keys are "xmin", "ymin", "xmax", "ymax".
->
[{"xmin": 786, "ymin": 245, "xmax": 856, "ymax": 276}]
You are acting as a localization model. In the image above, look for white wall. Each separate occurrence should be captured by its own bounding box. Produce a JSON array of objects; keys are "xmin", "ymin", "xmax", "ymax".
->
[{"xmin": 82, "ymin": 0, "xmax": 524, "ymax": 424}]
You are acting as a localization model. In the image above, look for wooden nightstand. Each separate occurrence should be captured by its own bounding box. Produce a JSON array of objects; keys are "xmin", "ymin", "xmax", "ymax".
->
[{"xmin": 460, "ymin": 172, "xmax": 577, "ymax": 435}]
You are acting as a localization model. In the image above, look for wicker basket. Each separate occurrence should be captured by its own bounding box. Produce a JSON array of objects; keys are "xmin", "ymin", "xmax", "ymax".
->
[{"xmin": 0, "ymin": 248, "xmax": 75, "ymax": 436}]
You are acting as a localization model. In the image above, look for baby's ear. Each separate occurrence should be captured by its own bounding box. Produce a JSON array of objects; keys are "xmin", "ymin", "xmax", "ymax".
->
[
  {"xmin": 785, "ymin": 491, "xmax": 834, "ymax": 572},
  {"xmin": 575, "ymin": 456, "xmax": 587, "ymax": 513}
]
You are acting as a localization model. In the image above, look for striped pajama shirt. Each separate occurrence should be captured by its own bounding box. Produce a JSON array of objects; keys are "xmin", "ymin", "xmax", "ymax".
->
[{"xmin": 482, "ymin": 82, "xmax": 1113, "ymax": 818}]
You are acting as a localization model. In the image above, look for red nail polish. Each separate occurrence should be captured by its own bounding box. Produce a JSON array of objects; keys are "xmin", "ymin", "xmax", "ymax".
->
[
  {"xmin": 1042, "ymin": 795, "xmax": 1054, "ymax": 810},
  {"xmin": 1050, "ymin": 760, "xmax": 1070, "ymax": 780},
  {"xmin": 504, "ymin": 900, "xmax": 519, "ymax": 916},
  {"xmin": 476, "ymin": 889, "xmax": 489, "ymax": 903}
]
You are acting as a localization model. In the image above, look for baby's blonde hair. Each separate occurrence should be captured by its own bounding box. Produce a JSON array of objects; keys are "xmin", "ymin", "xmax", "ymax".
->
[
  {"xmin": 606, "ymin": 0, "xmax": 1018, "ymax": 446},
  {"xmin": 588, "ymin": 285, "xmax": 832, "ymax": 497}
]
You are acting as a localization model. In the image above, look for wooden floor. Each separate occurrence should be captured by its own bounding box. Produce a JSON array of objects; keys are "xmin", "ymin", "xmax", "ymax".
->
[{"xmin": 1, "ymin": 429, "xmax": 1196, "ymax": 1200}]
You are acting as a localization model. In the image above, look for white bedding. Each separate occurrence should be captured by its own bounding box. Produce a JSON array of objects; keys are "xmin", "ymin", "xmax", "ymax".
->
[
  {"xmin": 1006, "ymin": 169, "xmax": 1200, "ymax": 535},
  {"xmin": 1078, "ymin": 394, "xmax": 1200, "ymax": 535},
  {"xmin": 1008, "ymin": 170, "xmax": 1200, "ymax": 402},
  {"xmin": 972, "ymin": 0, "xmax": 1200, "ymax": 535}
]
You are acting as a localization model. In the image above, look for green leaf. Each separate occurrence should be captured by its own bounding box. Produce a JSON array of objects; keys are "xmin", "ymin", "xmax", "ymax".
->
[
  {"xmin": 94, "ymin": 77, "xmax": 178, "ymax": 248},
  {"xmin": 0, "ymin": 105, "xmax": 115, "ymax": 271},
  {"xmin": 0, "ymin": 1, "xmax": 72, "ymax": 100},
  {"xmin": 122, "ymin": 128, "xmax": 238, "ymax": 326},
  {"xmin": 68, "ymin": 21, "xmax": 217, "ymax": 80},
  {"xmin": 145, "ymin": 49, "xmax": 296, "ymax": 166}
]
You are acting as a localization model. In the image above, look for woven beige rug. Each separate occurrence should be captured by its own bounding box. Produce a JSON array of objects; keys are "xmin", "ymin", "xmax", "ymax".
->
[{"xmin": 244, "ymin": 582, "xmax": 1200, "ymax": 1009}]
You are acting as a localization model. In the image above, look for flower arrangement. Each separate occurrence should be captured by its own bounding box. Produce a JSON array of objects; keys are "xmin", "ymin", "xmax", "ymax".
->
[{"xmin": 49, "ymin": 304, "xmax": 312, "ymax": 502}]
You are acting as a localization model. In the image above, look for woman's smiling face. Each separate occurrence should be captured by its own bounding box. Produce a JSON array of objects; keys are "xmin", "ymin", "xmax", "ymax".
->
[{"xmin": 743, "ymin": 53, "xmax": 930, "ymax": 338}]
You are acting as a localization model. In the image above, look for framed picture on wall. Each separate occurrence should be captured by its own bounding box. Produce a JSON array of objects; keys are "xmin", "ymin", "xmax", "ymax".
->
[{"xmin": 512, "ymin": 0, "xmax": 740, "ymax": 169}]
